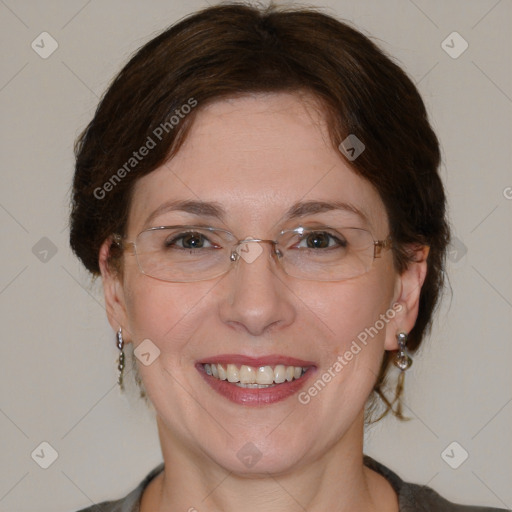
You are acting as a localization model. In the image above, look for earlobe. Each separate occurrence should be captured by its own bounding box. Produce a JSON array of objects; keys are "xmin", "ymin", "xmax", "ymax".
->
[
  {"xmin": 384, "ymin": 245, "xmax": 429, "ymax": 351},
  {"xmin": 98, "ymin": 237, "xmax": 129, "ymax": 336}
]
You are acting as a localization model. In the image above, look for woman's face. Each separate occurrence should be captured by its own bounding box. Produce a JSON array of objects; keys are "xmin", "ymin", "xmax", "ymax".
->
[{"xmin": 101, "ymin": 92, "xmax": 423, "ymax": 474}]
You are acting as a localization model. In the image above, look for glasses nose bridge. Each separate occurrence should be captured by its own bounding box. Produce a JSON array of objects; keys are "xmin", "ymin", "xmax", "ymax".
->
[{"xmin": 229, "ymin": 237, "xmax": 281, "ymax": 263}]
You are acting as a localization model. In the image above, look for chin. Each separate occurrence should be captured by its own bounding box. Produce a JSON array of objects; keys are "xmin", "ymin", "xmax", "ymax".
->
[{"xmin": 203, "ymin": 432, "xmax": 315, "ymax": 476}]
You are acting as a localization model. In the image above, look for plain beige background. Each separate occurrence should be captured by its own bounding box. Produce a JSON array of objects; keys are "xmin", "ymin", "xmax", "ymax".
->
[{"xmin": 0, "ymin": 0, "xmax": 511, "ymax": 511}]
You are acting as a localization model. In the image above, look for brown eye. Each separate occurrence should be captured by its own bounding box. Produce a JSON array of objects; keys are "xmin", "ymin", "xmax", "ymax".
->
[
  {"xmin": 306, "ymin": 232, "xmax": 329, "ymax": 249},
  {"xmin": 165, "ymin": 232, "xmax": 210, "ymax": 249},
  {"xmin": 301, "ymin": 232, "xmax": 347, "ymax": 250}
]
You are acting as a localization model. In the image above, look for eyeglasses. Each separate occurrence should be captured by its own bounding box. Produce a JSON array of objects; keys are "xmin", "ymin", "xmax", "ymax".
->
[{"xmin": 112, "ymin": 225, "xmax": 392, "ymax": 283}]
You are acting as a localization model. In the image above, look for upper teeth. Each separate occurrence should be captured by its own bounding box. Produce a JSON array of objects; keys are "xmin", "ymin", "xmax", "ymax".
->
[{"xmin": 203, "ymin": 363, "xmax": 305, "ymax": 385}]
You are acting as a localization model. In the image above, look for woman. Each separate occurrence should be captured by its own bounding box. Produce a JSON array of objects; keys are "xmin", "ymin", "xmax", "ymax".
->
[{"xmin": 69, "ymin": 3, "xmax": 506, "ymax": 511}]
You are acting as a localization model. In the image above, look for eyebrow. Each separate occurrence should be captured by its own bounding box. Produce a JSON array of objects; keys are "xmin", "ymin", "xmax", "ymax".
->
[
  {"xmin": 282, "ymin": 200, "xmax": 369, "ymax": 224},
  {"xmin": 143, "ymin": 199, "xmax": 369, "ymax": 228},
  {"xmin": 143, "ymin": 199, "xmax": 226, "ymax": 228}
]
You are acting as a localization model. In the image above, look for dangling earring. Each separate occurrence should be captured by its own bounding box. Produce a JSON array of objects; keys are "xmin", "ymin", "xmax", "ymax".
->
[
  {"xmin": 116, "ymin": 327, "xmax": 125, "ymax": 391},
  {"xmin": 393, "ymin": 331, "xmax": 412, "ymax": 370}
]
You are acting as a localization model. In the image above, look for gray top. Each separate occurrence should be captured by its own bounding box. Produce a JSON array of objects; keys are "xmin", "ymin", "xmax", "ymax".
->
[{"xmin": 74, "ymin": 455, "xmax": 509, "ymax": 512}]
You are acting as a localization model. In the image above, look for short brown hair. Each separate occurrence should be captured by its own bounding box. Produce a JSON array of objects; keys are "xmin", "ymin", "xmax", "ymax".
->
[{"xmin": 69, "ymin": 2, "xmax": 450, "ymax": 422}]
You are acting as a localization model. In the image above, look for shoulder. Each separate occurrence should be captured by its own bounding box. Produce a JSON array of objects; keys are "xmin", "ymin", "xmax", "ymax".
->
[
  {"xmin": 72, "ymin": 462, "xmax": 165, "ymax": 512},
  {"xmin": 74, "ymin": 497, "xmax": 125, "ymax": 512},
  {"xmin": 363, "ymin": 455, "xmax": 509, "ymax": 512},
  {"xmin": 399, "ymin": 480, "xmax": 508, "ymax": 511}
]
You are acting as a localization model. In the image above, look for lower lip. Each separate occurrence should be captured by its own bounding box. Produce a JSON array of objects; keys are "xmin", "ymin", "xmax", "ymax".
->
[{"xmin": 197, "ymin": 365, "xmax": 316, "ymax": 406}]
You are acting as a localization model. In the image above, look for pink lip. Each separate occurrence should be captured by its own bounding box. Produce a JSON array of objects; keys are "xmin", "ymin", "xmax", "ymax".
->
[
  {"xmin": 195, "ymin": 354, "xmax": 317, "ymax": 406},
  {"xmin": 196, "ymin": 353, "xmax": 316, "ymax": 367}
]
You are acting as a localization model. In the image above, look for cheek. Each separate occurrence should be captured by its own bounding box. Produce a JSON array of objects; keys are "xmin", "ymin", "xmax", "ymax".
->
[
  {"xmin": 123, "ymin": 275, "xmax": 202, "ymax": 353},
  {"xmin": 302, "ymin": 266, "xmax": 397, "ymax": 398},
  {"xmin": 122, "ymin": 278, "xmax": 210, "ymax": 411},
  {"xmin": 310, "ymin": 272, "xmax": 395, "ymax": 348}
]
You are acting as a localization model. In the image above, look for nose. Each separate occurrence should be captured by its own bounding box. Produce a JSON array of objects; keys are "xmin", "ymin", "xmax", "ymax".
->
[{"xmin": 218, "ymin": 239, "xmax": 296, "ymax": 337}]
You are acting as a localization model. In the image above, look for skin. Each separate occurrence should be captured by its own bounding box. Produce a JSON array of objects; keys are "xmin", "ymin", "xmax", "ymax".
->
[{"xmin": 99, "ymin": 92, "xmax": 428, "ymax": 512}]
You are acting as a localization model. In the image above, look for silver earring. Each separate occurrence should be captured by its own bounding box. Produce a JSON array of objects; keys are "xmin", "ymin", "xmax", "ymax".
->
[
  {"xmin": 393, "ymin": 331, "xmax": 412, "ymax": 371},
  {"xmin": 116, "ymin": 328, "xmax": 125, "ymax": 391}
]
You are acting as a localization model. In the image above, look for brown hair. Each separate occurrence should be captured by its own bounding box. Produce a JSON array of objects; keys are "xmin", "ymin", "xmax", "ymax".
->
[{"xmin": 69, "ymin": 2, "xmax": 450, "ymax": 422}]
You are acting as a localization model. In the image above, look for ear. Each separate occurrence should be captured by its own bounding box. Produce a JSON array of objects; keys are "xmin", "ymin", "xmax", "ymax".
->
[
  {"xmin": 384, "ymin": 245, "xmax": 430, "ymax": 351},
  {"xmin": 98, "ymin": 236, "xmax": 130, "ymax": 341}
]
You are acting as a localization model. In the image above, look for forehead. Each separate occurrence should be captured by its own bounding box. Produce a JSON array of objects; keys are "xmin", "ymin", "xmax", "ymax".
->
[{"xmin": 127, "ymin": 92, "xmax": 388, "ymax": 236}]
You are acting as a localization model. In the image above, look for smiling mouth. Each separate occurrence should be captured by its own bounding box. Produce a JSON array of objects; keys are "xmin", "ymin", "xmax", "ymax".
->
[{"xmin": 202, "ymin": 363, "xmax": 308, "ymax": 388}]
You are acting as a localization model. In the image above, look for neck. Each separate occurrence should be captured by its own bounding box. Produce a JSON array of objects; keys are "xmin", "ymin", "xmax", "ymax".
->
[{"xmin": 144, "ymin": 409, "xmax": 398, "ymax": 512}]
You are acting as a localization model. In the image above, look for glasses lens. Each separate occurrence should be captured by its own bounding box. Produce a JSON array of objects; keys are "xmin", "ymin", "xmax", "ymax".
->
[
  {"xmin": 135, "ymin": 226, "xmax": 234, "ymax": 282},
  {"xmin": 278, "ymin": 227, "xmax": 375, "ymax": 281},
  {"xmin": 132, "ymin": 225, "xmax": 379, "ymax": 283}
]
